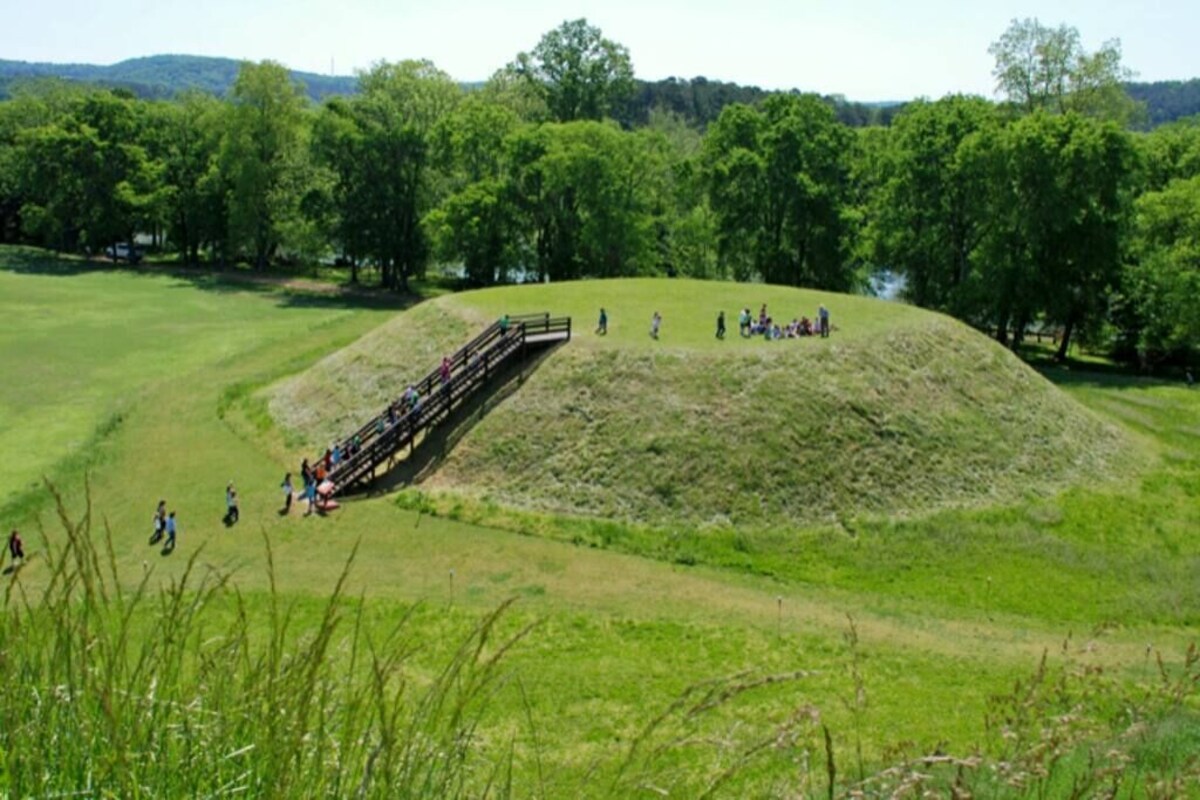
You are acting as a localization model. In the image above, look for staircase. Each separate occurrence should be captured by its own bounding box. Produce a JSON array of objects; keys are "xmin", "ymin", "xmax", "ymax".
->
[{"xmin": 316, "ymin": 313, "xmax": 571, "ymax": 497}]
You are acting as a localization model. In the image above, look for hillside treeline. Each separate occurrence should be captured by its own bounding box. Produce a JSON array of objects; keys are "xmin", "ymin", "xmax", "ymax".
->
[{"xmin": 0, "ymin": 18, "xmax": 1197, "ymax": 365}]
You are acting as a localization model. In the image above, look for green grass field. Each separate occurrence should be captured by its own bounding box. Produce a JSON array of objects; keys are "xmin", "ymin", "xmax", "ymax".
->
[{"xmin": 3, "ymin": 248, "xmax": 1199, "ymax": 796}]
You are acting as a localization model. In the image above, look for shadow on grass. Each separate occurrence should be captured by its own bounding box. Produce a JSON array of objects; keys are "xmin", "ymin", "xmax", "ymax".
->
[
  {"xmin": 1017, "ymin": 344, "xmax": 1189, "ymax": 392},
  {"xmin": 0, "ymin": 245, "xmax": 423, "ymax": 312},
  {"xmin": 355, "ymin": 340, "xmax": 568, "ymax": 498}
]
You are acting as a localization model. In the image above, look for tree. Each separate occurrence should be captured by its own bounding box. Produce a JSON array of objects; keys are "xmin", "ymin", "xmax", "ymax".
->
[
  {"xmin": 1137, "ymin": 116, "xmax": 1200, "ymax": 192},
  {"xmin": 867, "ymin": 96, "xmax": 995, "ymax": 313},
  {"xmin": 426, "ymin": 97, "xmax": 523, "ymax": 285},
  {"xmin": 703, "ymin": 95, "xmax": 854, "ymax": 289},
  {"xmin": 1127, "ymin": 175, "xmax": 1200, "ymax": 362},
  {"xmin": 314, "ymin": 60, "xmax": 460, "ymax": 291},
  {"xmin": 144, "ymin": 92, "xmax": 225, "ymax": 264},
  {"xmin": 510, "ymin": 19, "xmax": 634, "ymax": 123},
  {"xmin": 971, "ymin": 112, "xmax": 1133, "ymax": 354},
  {"xmin": 989, "ymin": 18, "xmax": 1141, "ymax": 124},
  {"xmin": 221, "ymin": 61, "xmax": 308, "ymax": 269},
  {"xmin": 18, "ymin": 90, "xmax": 155, "ymax": 253},
  {"xmin": 508, "ymin": 121, "xmax": 662, "ymax": 281}
]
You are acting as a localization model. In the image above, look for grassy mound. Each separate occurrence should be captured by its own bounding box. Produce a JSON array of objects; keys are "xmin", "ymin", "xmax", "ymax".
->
[{"xmin": 267, "ymin": 279, "xmax": 1133, "ymax": 528}]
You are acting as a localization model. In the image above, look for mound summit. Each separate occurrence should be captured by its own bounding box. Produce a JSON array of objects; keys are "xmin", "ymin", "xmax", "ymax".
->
[{"xmin": 267, "ymin": 279, "xmax": 1131, "ymax": 529}]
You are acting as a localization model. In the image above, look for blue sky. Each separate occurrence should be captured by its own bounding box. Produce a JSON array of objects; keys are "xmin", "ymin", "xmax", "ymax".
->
[{"xmin": 6, "ymin": 0, "xmax": 1198, "ymax": 101}]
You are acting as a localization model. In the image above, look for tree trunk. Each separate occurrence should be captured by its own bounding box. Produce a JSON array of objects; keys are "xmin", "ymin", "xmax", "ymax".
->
[{"xmin": 1055, "ymin": 315, "xmax": 1076, "ymax": 362}]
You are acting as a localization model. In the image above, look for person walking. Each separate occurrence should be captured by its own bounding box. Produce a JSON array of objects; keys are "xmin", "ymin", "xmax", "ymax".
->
[
  {"xmin": 818, "ymin": 304, "xmax": 831, "ymax": 338},
  {"xmin": 151, "ymin": 499, "xmax": 166, "ymax": 545},
  {"xmin": 165, "ymin": 512, "xmax": 178, "ymax": 550},
  {"xmin": 280, "ymin": 473, "xmax": 294, "ymax": 515},
  {"xmin": 7, "ymin": 529, "xmax": 24, "ymax": 565},
  {"xmin": 304, "ymin": 479, "xmax": 317, "ymax": 516},
  {"xmin": 225, "ymin": 482, "xmax": 239, "ymax": 526},
  {"xmin": 596, "ymin": 308, "xmax": 608, "ymax": 335},
  {"xmin": 650, "ymin": 311, "xmax": 662, "ymax": 340},
  {"xmin": 716, "ymin": 310, "xmax": 726, "ymax": 340}
]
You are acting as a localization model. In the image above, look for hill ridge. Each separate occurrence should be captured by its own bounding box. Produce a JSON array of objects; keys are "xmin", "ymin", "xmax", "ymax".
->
[{"xmin": 265, "ymin": 280, "xmax": 1134, "ymax": 530}]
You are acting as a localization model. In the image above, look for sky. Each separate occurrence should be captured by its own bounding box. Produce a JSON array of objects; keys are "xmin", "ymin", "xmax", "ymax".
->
[{"xmin": 5, "ymin": 0, "xmax": 1199, "ymax": 101}]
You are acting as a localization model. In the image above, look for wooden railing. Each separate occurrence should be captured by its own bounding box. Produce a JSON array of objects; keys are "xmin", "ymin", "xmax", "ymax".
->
[{"xmin": 315, "ymin": 313, "xmax": 571, "ymax": 496}]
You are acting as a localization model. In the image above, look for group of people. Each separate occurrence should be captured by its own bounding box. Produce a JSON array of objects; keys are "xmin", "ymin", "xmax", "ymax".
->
[
  {"xmin": 295, "ymin": 456, "xmax": 335, "ymax": 515},
  {"xmin": 592, "ymin": 302, "xmax": 835, "ymax": 342},
  {"xmin": 738, "ymin": 304, "xmax": 832, "ymax": 340},
  {"xmin": 149, "ymin": 500, "xmax": 178, "ymax": 550}
]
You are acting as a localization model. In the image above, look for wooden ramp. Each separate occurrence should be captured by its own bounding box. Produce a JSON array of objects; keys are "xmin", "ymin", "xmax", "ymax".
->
[{"xmin": 315, "ymin": 313, "xmax": 571, "ymax": 497}]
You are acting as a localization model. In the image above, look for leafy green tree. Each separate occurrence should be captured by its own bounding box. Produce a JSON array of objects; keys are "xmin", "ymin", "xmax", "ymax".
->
[
  {"xmin": 18, "ymin": 90, "xmax": 155, "ymax": 252},
  {"xmin": 314, "ymin": 60, "xmax": 460, "ymax": 290},
  {"xmin": 972, "ymin": 112, "xmax": 1133, "ymax": 354},
  {"xmin": 989, "ymin": 18, "xmax": 1141, "ymax": 124},
  {"xmin": 867, "ymin": 96, "xmax": 995, "ymax": 312},
  {"xmin": 703, "ymin": 94, "xmax": 854, "ymax": 289},
  {"xmin": 508, "ymin": 121, "xmax": 662, "ymax": 280},
  {"xmin": 427, "ymin": 97, "xmax": 522, "ymax": 284},
  {"xmin": 221, "ymin": 61, "xmax": 308, "ymax": 269},
  {"xmin": 510, "ymin": 19, "xmax": 634, "ymax": 122},
  {"xmin": 1127, "ymin": 175, "xmax": 1200, "ymax": 361},
  {"xmin": 1136, "ymin": 116, "xmax": 1200, "ymax": 192},
  {"xmin": 141, "ymin": 92, "xmax": 226, "ymax": 263}
]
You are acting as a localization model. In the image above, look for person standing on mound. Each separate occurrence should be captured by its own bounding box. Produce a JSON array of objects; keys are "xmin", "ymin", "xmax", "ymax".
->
[
  {"xmin": 165, "ymin": 512, "xmax": 178, "ymax": 550},
  {"xmin": 818, "ymin": 304, "xmax": 830, "ymax": 338},
  {"xmin": 716, "ymin": 310, "xmax": 726, "ymax": 340},
  {"xmin": 596, "ymin": 308, "xmax": 608, "ymax": 335},
  {"xmin": 650, "ymin": 311, "xmax": 662, "ymax": 340}
]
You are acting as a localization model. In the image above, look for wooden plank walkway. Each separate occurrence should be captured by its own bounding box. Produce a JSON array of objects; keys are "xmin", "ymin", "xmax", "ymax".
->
[{"xmin": 312, "ymin": 313, "xmax": 571, "ymax": 497}]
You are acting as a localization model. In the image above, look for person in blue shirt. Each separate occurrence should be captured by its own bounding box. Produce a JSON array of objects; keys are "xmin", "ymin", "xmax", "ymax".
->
[{"xmin": 165, "ymin": 512, "xmax": 178, "ymax": 550}]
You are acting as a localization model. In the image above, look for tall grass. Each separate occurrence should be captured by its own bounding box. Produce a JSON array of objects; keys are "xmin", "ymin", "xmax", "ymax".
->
[
  {"xmin": 3, "ymin": 486, "xmax": 1198, "ymax": 797},
  {"xmin": 0, "ymin": 482, "xmax": 533, "ymax": 798}
]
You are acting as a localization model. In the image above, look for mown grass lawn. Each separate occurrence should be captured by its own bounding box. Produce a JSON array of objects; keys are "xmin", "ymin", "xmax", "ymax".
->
[{"xmin": 3, "ymin": 248, "xmax": 1199, "ymax": 796}]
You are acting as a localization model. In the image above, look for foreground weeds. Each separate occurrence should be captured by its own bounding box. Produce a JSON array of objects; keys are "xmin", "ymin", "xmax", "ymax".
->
[
  {"xmin": 0, "ymin": 484, "xmax": 533, "ymax": 798},
  {"xmin": 3, "ymin": 484, "xmax": 1198, "ymax": 797}
]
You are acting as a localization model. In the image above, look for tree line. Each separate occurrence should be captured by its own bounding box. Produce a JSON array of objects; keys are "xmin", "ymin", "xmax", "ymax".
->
[{"xmin": 0, "ymin": 18, "xmax": 1197, "ymax": 365}]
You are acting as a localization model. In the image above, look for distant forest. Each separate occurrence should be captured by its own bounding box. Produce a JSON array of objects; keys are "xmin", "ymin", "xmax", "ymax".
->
[
  {"xmin": 2, "ymin": 53, "xmax": 1197, "ymax": 129},
  {"xmin": 2, "ymin": 19, "xmax": 1199, "ymax": 371}
]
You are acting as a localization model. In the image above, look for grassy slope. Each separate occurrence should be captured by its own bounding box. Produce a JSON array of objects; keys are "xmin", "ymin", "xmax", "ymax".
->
[
  {"xmin": 6, "ymin": 254, "xmax": 1199, "ymax": 793},
  {"xmin": 0, "ymin": 248, "xmax": 398, "ymax": 518},
  {"xmin": 270, "ymin": 278, "xmax": 1132, "ymax": 528}
]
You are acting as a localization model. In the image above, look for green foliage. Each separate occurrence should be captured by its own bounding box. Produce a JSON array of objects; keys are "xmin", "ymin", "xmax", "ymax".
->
[
  {"xmin": 971, "ymin": 112, "xmax": 1133, "ymax": 355},
  {"xmin": 221, "ymin": 61, "xmax": 309, "ymax": 269},
  {"xmin": 989, "ymin": 18, "xmax": 1142, "ymax": 125},
  {"xmin": 6, "ymin": 249, "xmax": 1200, "ymax": 795},
  {"xmin": 703, "ymin": 94, "xmax": 855, "ymax": 289},
  {"xmin": 509, "ymin": 18, "xmax": 635, "ymax": 123},
  {"xmin": 0, "ymin": 487, "xmax": 535, "ymax": 797},
  {"xmin": 866, "ymin": 96, "xmax": 995, "ymax": 312},
  {"xmin": 314, "ymin": 60, "xmax": 460, "ymax": 290},
  {"xmin": 1128, "ymin": 175, "xmax": 1200, "ymax": 360}
]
